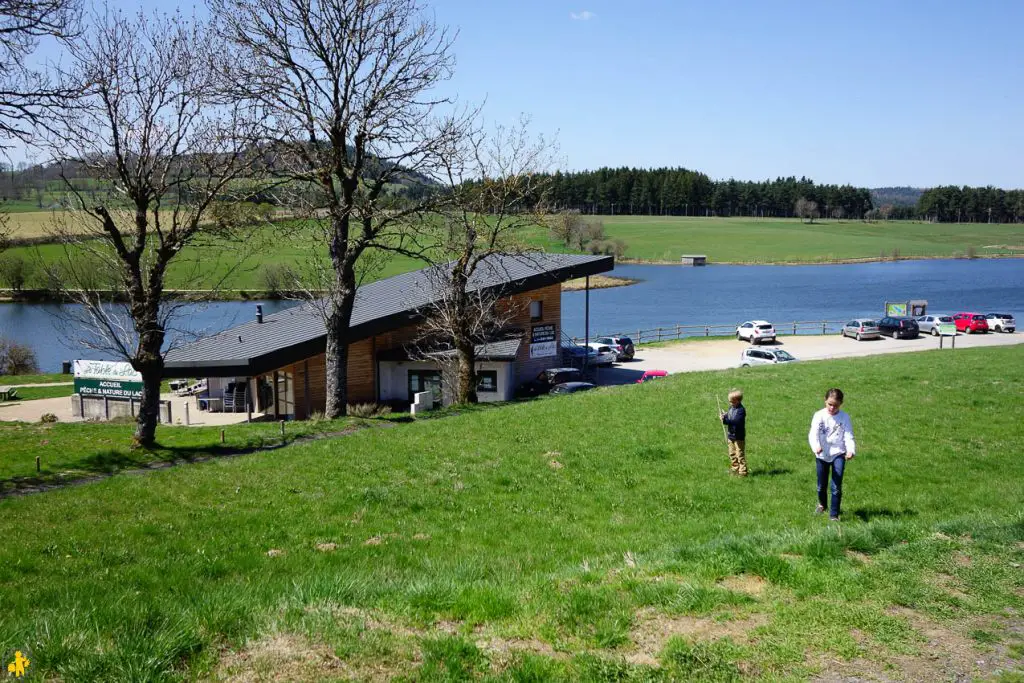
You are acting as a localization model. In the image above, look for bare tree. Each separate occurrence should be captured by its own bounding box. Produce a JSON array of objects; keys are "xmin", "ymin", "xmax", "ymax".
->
[
  {"xmin": 212, "ymin": 0, "xmax": 472, "ymax": 418},
  {"xmin": 42, "ymin": 9, "xmax": 262, "ymax": 446},
  {"xmin": 0, "ymin": 0, "xmax": 80, "ymax": 146},
  {"xmin": 409, "ymin": 118, "xmax": 554, "ymax": 405},
  {"xmin": 795, "ymin": 197, "xmax": 819, "ymax": 223}
]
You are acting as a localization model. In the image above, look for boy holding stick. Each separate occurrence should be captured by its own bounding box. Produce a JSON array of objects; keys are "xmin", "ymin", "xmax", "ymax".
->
[{"xmin": 719, "ymin": 389, "xmax": 747, "ymax": 477}]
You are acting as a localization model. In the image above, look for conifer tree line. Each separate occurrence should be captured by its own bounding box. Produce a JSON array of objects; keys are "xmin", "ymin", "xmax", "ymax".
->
[
  {"xmin": 916, "ymin": 185, "xmax": 1024, "ymax": 223},
  {"xmin": 539, "ymin": 167, "xmax": 875, "ymax": 219}
]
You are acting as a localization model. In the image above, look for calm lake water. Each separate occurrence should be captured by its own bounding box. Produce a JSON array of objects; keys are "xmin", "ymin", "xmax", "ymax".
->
[{"xmin": 1, "ymin": 259, "xmax": 1021, "ymax": 372}]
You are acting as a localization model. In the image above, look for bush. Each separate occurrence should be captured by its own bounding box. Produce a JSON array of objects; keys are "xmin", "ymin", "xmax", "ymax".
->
[
  {"xmin": 39, "ymin": 413, "xmax": 58, "ymax": 423},
  {"xmin": 260, "ymin": 264, "xmax": 298, "ymax": 298},
  {"xmin": 0, "ymin": 254, "xmax": 35, "ymax": 291},
  {"xmin": 0, "ymin": 337, "xmax": 39, "ymax": 375}
]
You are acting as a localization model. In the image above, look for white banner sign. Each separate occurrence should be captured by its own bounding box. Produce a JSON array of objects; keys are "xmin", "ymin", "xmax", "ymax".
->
[
  {"xmin": 73, "ymin": 360, "xmax": 143, "ymax": 382},
  {"xmin": 529, "ymin": 341, "xmax": 557, "ymax": 359}
]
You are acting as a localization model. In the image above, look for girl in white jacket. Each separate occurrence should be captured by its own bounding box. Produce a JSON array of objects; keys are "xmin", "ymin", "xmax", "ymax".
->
[{"xmin": 808, "ymin": 388, "xmax": 857, "ymax": 521}]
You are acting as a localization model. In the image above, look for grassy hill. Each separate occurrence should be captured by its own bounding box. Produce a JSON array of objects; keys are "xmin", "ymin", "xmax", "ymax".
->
[{"xmin": 0, "ymin": 345, "xmax": 1022, "ymax": 680}]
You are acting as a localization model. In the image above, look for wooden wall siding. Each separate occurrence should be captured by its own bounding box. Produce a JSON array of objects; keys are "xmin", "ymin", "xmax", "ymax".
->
[
  {"xmin": 507, "ymin": 283, "xmax": 563, "ymax": 385},
  {"xmin": 283, "ymin": 336, "xmax": 375, "ymax": 419}
]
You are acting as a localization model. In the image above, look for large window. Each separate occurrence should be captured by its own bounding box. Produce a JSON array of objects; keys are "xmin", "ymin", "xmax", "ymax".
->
[
  {"xmin": 477, "ymin": 370, "xmax": 498, "ymax": 393},
  {"xmin": 529, "ymin": 300, "xmax": 543, "ymax": 322}
]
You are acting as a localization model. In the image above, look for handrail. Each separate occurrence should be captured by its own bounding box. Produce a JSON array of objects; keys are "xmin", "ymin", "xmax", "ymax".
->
[{"xmin": 573, "ymin": 320, "xmax": 849, "ymax": 345}]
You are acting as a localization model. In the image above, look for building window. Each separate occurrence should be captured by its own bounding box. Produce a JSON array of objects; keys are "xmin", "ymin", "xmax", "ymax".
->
[
  {"xmin": 529, "ymin": 300, "xmax": 543, "ymax": 322},
  {"xmin": 477, "ymin": 370, "xmax": 498, "ymax": 393}
]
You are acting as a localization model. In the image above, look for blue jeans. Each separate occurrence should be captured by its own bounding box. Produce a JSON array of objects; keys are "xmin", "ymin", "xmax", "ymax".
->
[{"xmin": 816, "ymin": 456, "xmax": 846, "ymax": 518}]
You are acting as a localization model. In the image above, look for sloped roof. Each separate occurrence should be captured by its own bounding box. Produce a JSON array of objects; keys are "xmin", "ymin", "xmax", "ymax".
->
[{"xmin": 164, "ymin": 253, "xmax": 613, "ymax": 377}]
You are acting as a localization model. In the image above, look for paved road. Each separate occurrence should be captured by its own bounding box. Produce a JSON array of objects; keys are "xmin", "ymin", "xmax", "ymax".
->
[{"xmin": 591, "ymin": 331, "xmax": 1024, "ymax": 385}]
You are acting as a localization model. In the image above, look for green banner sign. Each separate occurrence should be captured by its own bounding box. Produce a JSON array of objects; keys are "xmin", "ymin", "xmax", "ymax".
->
[
  {"xmin": 74, "ymin": 378, "xmax": 144, "ymax": 399},
  {"xmin": 938, "ymin": 323, "xmax": 957, "ymax": 336}
]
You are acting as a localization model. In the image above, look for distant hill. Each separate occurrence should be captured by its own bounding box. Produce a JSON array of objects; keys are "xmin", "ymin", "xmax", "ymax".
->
[{"xmin": 871, "ymin": 187, "xmax": 923, "ymax": 207}]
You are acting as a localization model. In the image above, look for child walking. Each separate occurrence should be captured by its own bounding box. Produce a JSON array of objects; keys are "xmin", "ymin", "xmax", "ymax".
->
[
  {"xmin": 808, "ymin": 388, "xmax": 857, "ymax": 521},
  {"xmin": 720, "ymin": 389, "xmax": 747, "ymax": 476}
]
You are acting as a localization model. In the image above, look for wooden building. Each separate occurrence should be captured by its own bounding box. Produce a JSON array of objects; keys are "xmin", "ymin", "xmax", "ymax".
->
[{"xmin": 163, "ymin": 254, "xmax": 614, "ymax": 419}]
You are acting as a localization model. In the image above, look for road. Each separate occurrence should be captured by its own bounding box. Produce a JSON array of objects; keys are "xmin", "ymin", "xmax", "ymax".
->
[{"xmin": 590, "ymin": 331, "xmax": 1024, "ymax": 385}]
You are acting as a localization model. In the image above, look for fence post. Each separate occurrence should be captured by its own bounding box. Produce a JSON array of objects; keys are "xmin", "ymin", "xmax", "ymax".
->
[
  {"xmin": 184, "ymin": 402, "xmax": 190, "ymax": 426},
  {"xmin": 822, "ymin": 321, "xmax": 827, "ymax": 334},
  {"xmin": 676, "ymin": 324, "xmax": 681, "ymax": 339},
  {"xmin": 637, "ymin": 329, "xmax": 641, "ymax": 344},
  {"xmin": 705, "ymin": 325, "xmax": 709, "ymax": 337},
  {"xmin": 103, "ymin": 396, "xmax": 109, "ymax": 420},
  {"xmin": 792, "ymin": 322, "xmax": 797, "ymax": 335},
  {"xmin": 657, "ymin": 327, "xmax": 662, "ymax": 341}
]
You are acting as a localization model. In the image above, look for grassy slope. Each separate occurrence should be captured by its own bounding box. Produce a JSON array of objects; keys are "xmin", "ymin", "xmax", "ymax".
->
[{"xmin": 0, "ymin": 346, "xmax": 1022, "ymax": 680}]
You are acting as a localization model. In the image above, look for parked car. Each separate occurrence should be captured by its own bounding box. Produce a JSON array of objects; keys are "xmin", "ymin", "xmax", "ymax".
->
[
  {"xmin": 585, "ymin": 342, "xmax": 618, "ymax": 366},
  {"xmin": 916, "ymin": 314, "xmax": 955, "ymax": 336},
  {"xmin": 636, "ymin": 369, "xmax": 668, "ymax": 383},
  {"xmin": 985, "ymin": 313, "xmax": 1016, "ymax": 333},
  {"xmin": 736, "ymin": 320, "xmax": 777, "ymax": 344},
  {"xmin": 595, "ymin": 335, "xmax": 635, "ymax": 361},
  {"xmin": 518, "ymin": 367, "xmax": 583, "ymax": 397},
  {"xmin": 953, "ymin": 312, "xmax": 989, "ymax": 334},
  {"xmin": 841, "ymin": 318, "xmax": 880, "ymax": 341},
  {"xmin": 877, "ymin": 316, "xmax": 920, "ymax": 339},
  {"xmin": 739, "ymin": 347, "xmax": 797, "ymax": 367},
  {"xmin": 550, "ymin": 381, "xmax": 596, "ymax": 395},
  {"xmin": 560, "ymin": 342, "xmax": 599, "ymax": 366}
]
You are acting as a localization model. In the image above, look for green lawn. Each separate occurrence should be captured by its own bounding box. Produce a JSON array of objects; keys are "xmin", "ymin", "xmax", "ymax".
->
[
  {"xmin": 1, "ymin": 346, "xmax": 1022, "ymax": 680},
  {"xmin": 0, "ymin": 373, "xmax": 69, "ymax": 384}
]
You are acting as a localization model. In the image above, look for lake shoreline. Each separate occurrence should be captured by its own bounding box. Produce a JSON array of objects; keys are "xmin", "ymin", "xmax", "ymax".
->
[{"xmin": 2, "ymin": 253, "xmax": 1021, "ymax": 303}]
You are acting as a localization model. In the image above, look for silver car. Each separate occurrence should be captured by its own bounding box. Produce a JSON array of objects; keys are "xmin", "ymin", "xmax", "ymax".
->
[
  {"xmin": 916, "ymin": 314, "xmax": 955, "ymax": 336},
  {"xmin": 739, "ymin": 347, "xmax": 797, "ymax": 367},
  {"xmin": 841, "ymin": 318, "xmax": 880, "ymax": 341}
]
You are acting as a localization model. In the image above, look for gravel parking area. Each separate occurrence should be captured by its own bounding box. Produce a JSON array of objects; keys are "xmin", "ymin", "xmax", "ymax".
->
[{"xmin": 592, "ymin": 331, "xmax": 1024, "ymax": 385}]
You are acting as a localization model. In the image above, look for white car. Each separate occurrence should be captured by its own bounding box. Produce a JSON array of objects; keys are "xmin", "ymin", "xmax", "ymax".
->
[
  {"xmin": 736, "ymin": 320, "xmax": 776, "ymax": 345},
  {"xmin": 986, "ymin": 313, "xmax": 1016, "ymax": 333},
  {"xmin": 585, "ymin": 342, "xmax": 618, "ymax": 366},
  {"xmin": 916, "ymin": 314, "xmax": 955, "ymax": 336},
  {"xmin": 739, "ymin": 347, "xmax": 797, "ymax": 367}
]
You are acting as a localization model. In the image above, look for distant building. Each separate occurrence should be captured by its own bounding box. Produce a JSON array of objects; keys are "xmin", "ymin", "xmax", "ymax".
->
[
  {"xmin": 680, "ymin": 254, "xmax": 707, "ymax": 266},
  {"xmin": 164, "ymin": 253, "xmax": 613, "ymax": 419}
]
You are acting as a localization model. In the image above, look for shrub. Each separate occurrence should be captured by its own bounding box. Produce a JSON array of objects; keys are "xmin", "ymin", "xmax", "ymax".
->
[
  {"xmin": 0, "ymin": 337, "xmax": 40, "ymax": 375},
  {"xmin": 260, "ymin": 264, "xmax": 298, "ymax": 298},
  {"xmin": 40, "ymin": 413, "xmax": 58, "ymax": 423},
  {"xmin": 0, "ymin": 254, "xmax": 35, "ymax": 291}
]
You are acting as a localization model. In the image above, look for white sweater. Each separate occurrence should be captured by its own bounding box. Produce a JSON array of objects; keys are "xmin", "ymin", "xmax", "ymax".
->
[{"xmin": 808, "ymin": 408, "xmax": 856, "ymax": 462}]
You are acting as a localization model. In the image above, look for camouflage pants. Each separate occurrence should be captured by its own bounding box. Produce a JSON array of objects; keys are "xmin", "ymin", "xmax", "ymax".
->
[{"xmin": 728, "ymin": 440, "xmax": 747, "ymax": 476}]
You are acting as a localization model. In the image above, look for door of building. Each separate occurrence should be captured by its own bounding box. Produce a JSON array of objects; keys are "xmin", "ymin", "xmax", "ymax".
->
[{"xmin": 408, "ymin": 370, "xmax": 442, "ymax": 406}]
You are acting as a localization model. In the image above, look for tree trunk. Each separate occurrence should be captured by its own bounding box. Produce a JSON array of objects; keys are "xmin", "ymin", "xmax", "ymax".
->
[
  {"xmin": 455, "ymin": 340, "xmax": 478, "ymax": 404},
  {"xmin": 133, "ymin": 360, "xmax": 164, "ymax": 447}
]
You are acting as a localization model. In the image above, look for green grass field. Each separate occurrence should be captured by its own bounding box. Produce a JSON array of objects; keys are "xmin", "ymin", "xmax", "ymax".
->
[{"xmin": 1, "ymin": 346, "xmax": 1022, "ymax": 680}]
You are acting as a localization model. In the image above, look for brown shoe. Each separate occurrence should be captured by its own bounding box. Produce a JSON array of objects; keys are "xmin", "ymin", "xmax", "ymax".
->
[{"xmin": 814, "ymin": 504, "xmax": 825, "ymax": 515}]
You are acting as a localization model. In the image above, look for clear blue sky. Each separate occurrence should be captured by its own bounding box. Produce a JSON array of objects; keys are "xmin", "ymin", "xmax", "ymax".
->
[
  {"xmin": 428, "ymin": 0, "xmax": 1024, "ymax": 188},
  {"xmin": 12, "ymin": 0, "xmax": 1024, "ymax": 189}
]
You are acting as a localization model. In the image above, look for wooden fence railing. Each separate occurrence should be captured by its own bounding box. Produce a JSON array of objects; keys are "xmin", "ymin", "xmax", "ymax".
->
[{"xmin": 573, "ymin": 321, "xmax": 848, "ymax": 345}]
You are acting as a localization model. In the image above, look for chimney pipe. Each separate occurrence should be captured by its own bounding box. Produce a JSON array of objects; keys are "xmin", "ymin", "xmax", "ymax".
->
[{"xmin": 255, "ymin": 304, "xmax": 263, "ymax": 324}]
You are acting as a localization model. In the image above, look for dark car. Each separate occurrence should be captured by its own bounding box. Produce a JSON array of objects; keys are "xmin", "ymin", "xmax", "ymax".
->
[
  {"xmin": 595, "ymin": 336, "xmax": 635, "ymax": 361},
  {"xmin": 877, "ymin": 316, "xmax": 920, "ymax": 339},
  {"xmin": 518, "ymin": 367, "xmax": 583, "ymax": 397},
  {"xmin": 549, "ymin": 381, "xmax": 595, "ymax": 395}
]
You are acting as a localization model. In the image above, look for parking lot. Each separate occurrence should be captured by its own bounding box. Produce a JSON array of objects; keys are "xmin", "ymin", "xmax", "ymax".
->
[{"xmin": 586, "ymin": 331, "xmax": 1024, "ymax": 385}]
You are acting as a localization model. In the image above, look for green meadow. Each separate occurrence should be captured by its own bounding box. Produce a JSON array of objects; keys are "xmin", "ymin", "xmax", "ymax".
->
[
  {"xmin": 0, "ymin": 345, "xmax": 1022, "ymax": 680},
  {"xmin": 3, "ymin": 214, "xmax": 1022, "ymax": 294}
]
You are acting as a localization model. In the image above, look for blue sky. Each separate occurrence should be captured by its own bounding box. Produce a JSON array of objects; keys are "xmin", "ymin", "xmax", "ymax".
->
[
  {"xmin": 427, "ymin": 0, "xmax": 1024, "ymax": 188},
  {"xmin": 11, "ymin": 0, "xmax": 1024, "ymax": 188}
]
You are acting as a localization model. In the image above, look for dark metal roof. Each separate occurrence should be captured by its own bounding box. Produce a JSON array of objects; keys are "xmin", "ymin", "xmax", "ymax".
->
[
  {"xmin": 377, "ymin": 337, "xmax": 522, "ymax": 362},
  {"xmin": 164, "ymin": 253, "xmax": 613, "ymax": 377}
]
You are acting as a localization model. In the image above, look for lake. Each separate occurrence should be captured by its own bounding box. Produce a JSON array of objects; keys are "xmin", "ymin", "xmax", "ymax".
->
[{"xmin": 1, "ymin": 259, "xmax": 1021, "ymax": 372}]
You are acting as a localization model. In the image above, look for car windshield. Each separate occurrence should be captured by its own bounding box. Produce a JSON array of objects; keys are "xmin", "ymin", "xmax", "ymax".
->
[
  {"xmin": 972, "ymin": 315, "xmax": 986, "ymax": 320},
  {"xmin": 757, "ymin": 324, "xmax": 773, "ymax": 330},
  {"xmin": 774, "ymin": 350, "xmax": 795, "ymax": 361},
  {"xmin": 861, "ymin": 320, "xmax": 877, "ymax": 326},
  {"xmin": 938, "ymin": 316, "xmax": 953, "ymax": 323}
]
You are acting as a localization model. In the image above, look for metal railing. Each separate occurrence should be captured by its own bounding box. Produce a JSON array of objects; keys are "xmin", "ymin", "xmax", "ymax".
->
[{"xmin": 573, "ymin": 320, "xmax": 848, "ymax": 345}]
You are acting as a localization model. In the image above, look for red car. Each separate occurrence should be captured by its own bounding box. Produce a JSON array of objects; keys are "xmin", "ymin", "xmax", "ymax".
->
[
  {"xmin": 953, "ymin": 312, "xmax": 989, "ymax": 334},
  {"xmin": 636, "ymin": 369, "xmax": 668, "ymax": 383}
]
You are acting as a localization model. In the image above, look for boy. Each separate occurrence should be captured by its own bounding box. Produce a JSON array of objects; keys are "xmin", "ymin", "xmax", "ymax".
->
[{"xmin": 720, "ymin": 389, "xmax": 747, "ymax": 476}]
